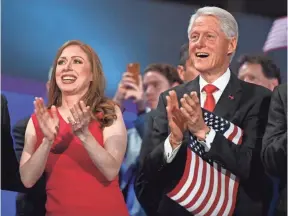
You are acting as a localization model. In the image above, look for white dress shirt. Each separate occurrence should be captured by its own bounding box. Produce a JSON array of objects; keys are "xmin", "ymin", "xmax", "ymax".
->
[{"xmin": 164, "ymin": 69, "xmax": 231, "ymax": 163}]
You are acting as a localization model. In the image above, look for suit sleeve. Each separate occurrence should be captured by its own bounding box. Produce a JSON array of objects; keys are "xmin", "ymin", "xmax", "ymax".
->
[
  {"xmin": 135, "ymin": 93, "xmax": 188, "ymax": 215},
  {"xmin": 204, "ymin": 92, "xmax": 271, "ymax": 180},
  {"xmin": 1, "ymin": 95, "xmax": 12, "ymax": 133},
  {"xmin": 1, "ymin": 95, "xmax": 23, "ymax": 192},
  {"xmin": 138, "ymin": 113, "xmax": 154, "ymax": 164},
  {"xmin": 261, "ymin": 86, "xmax": 287, "ymax": 179},
  {"xmin": 133, "ymin": 112, "xmax": 147, "ymax": 140},
  {"xmin": 12, "ymin": 118, "xmax": 29, "ymax": 162}
]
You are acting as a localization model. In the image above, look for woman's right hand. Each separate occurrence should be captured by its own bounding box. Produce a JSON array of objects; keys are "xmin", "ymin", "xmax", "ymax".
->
[{"xmin": 34, "ymin": 97, "xmax": 59, "ymax": 143}]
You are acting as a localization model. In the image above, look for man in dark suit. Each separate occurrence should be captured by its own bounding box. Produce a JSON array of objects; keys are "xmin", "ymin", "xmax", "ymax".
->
[
  {"xmin": 135, "ymin": 6, "xmax": 272, "ymax": 216},
  {"xmin": 13, "ymin": 117, "xmax": 46, "ymax": 216},
  {"xmin": 139, "ymin": 44, "xmax": 199, "ymax": 163},
  {"xmin": 237, "ymin": 54, "xmax": 281, "ymax": 91},
  {"xmin": 114, "ymin": 63, "xmax": 182, "ymax": 216},
  {"xmin": 262, "ymin": 84, "xmax": 287, "ymax": 216},
  {"xmin": 1, "ymin": 94, "xmax": 24, "ymax": 192},
  {"xmin": 11, "ymin": 69, "xmax": 52, "ymax": 216}
]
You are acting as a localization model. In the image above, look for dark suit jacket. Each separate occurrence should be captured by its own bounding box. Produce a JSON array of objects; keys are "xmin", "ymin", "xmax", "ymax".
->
[
  {"xmin": 135, "ymin": 73, "xmax": 273, "ymax": 216},
  {"xmin": 121, "ymin": 112, "xmax": 147, "ymax": 200},
  {"xmin": 138, "ymin": 110, "xmax": 158, "ymax": 164},
  {"xmin": 134, "ymin": 112, "xmax": 147, "ymax": 140},
  {"xmin": 262, "ymin": 84, "xmax": 287, "ymax": 215},
  {"xmin": 12, "ymin": 117, "xmax": 47, "ymax": 216},
  {"xmin": 1, "ymin": 94, "xmax": 24, "ymax": 192}
]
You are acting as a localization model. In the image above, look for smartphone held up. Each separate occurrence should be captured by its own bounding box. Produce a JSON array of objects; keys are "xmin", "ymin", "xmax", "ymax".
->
[{"xmin": 127, "ymin": 63, "xmax": 140, "ymax": 86}]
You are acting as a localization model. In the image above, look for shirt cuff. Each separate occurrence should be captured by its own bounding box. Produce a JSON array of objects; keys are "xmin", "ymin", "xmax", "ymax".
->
[
  {"xmin": 164, "ymin": 135, "xmax": 182, "ymax": 163},
  {"xmin": 198, "ymin": 128, "xmax": 216, "ymax": 152}
]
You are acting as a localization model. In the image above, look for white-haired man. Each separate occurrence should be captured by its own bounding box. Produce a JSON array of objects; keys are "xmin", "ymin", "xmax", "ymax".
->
[{"xmin": 135, "ymin": 6, "xmax": 272, "ymax": 216}]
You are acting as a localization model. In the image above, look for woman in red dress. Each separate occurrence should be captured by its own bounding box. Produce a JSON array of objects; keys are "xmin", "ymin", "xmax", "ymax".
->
[{"xmin": 19, "ymin": 40, "xmax": 129, "ymax": 216}]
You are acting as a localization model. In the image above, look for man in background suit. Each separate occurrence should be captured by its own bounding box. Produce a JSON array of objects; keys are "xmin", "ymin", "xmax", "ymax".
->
[
  {"xmin": 12, "ymin": 69, "xmax": 52, "ymax": 216},
  {"xmin": 1, "ymin": 94, "xmax": 24, "ymax": 192},
  {"xmin": 237, "ymin": 54, "xmax": 282, "ymax": 215},
  {"xmin": 237, "ymin": 54, "xmax": 281, "ymax": 91},
  {"xmin": 114, "ymin": 63, "xmax": 182, "ymax": 216},
  {"xmin": 135, "ymin": 6, "xmax": 272, "ymax": 216},
  {"xmin": 13, "ymin": 117, "xmax": 46, "ymax": 216},
  {"xmin": 139, "ymin": 44, "xmax": 199, "ymax": 163},
  {"xmin": 262, "ymin": 84, "xmax": 287, "ymax": 216}
]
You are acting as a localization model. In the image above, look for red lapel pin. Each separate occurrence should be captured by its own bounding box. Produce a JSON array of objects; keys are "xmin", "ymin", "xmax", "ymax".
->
[{"xmin": 228, "ymin": 95, "xmax": 234, "ymax": 100}]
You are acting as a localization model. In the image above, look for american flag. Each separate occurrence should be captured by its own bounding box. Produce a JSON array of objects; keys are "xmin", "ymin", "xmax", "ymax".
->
[
  {"xmin": 263, "ymin": 16, "xmax": 287, "ymax": 52},
  {"xmin": 167, "ymin": 110, "xmax": 243, "ymax": 216}
]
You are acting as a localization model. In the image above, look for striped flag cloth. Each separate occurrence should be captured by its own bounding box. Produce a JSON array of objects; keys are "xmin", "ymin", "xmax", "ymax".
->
[
  {"xmin": 167, "ymin": 110, "xmax": 243, "ymax": 216},
  {"xmin": 263, "ymin": 16, "xmax": 287, "ymax": 52}
]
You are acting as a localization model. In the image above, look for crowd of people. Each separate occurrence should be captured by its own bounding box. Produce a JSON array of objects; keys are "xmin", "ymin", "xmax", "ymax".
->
[{"xmin": 1, "ymin": 6, "xmax": 286, "ymax": 216}]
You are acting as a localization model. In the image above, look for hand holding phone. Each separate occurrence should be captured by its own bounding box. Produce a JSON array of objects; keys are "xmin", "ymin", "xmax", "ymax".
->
[{"xmin": 127, "ymin": 63, "xmax": 140, "ymax": 85}]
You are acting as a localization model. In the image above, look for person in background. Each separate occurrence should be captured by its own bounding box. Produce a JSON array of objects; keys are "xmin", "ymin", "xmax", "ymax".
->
[
  {"xmin": 114, "ymin": 63, "xmax": 182, "ymax": 216},
  {"xmin": 1, "ymin": 94, "xmax": 24, "ymax": 192},
  {"xmin": 177, "ymin": 43, "xmax": 199, "ymax": 82},
  {"xmin": 138, "ymin": 47, "xmax": 200, "ymax": 164},
  {"xmin": 237, "ymin": 54, "xmax": 282, "ymax": 215},
  {"xmin": 19, "ymin": 40, "xmax": 129, "ymax": 216},
  {"xmin": 136, "ymin": 47, "xmax": 200, "ymax": 215},
  {"xmin": 237, "ymin": 54, "xmax": 281, "ymax": 91},
  {"xmin": 12, "ymin": 68, "xmax": 52, "ymax": 216},
  {"xmin": 262, "ymin": 84, "xmax": 287, "ymax": 216}
]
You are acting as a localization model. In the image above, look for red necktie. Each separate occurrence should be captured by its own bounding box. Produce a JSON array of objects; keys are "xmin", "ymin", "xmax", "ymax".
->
[{"xmin": 202, "ymin": 84, "xmax": 218, "ymax": 112}]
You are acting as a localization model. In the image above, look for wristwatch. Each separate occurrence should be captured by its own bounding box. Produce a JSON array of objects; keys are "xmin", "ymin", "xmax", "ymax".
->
[{"xmin": 197, "ymin": 127, "xmax": 211, "ymax": 143}]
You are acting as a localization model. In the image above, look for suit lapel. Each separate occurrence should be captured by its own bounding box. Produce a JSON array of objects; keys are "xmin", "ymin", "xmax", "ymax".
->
[
  {"xmin": 213, "ymin": 73, "xmax": 242, "ymax": 120},
  {"xmin": 182, "ymin": 77, "xmax": 201, "ymax": 140},
  {"xmin": 184, "ymin": 76, "xmax": 201, "ymax": 98}
]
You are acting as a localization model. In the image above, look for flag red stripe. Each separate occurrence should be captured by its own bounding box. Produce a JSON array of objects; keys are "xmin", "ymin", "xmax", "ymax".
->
[
  {"xmin": 228, "ymin": 124, "xmax": 238, "ymax": 141},
  {"xmin": 167, "ymin": 149, "xmax": 192, "ymax": 197},
  {"xmin": 202, "ymin": 164, "xmax": 222, "ymax": 215},
  {"xmin": 228, "ymin": 180, "xmax": 240, "ymax": 216},
  {"xmin": 174, "ymin": 155, "xmax": 200, "ymax": 203},
  {"xmin": 183, "ymin": 161, "xmax": 207, "ymax": 208},
  {"xmin": 238, "ymin": 130, "xmax": 244, "ymax": 145},
  {"xmin": 192, "ymin": 163, "xmax": 215, "ymax": 214},
  {"xmin": 218, "ymin": 172, "xmax": 232, "ymax": 215}
]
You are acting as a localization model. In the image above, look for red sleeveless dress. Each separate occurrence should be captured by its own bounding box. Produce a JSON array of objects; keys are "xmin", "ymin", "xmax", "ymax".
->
[{"xmin": 31, "ymin": 110, "xmax": 129, "ymax": 216}]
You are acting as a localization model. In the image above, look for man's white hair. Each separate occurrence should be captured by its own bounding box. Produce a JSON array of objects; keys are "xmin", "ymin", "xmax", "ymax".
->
[{"xmin": 187, "ymin": 6, "xmax": 238, "ymax": 61}]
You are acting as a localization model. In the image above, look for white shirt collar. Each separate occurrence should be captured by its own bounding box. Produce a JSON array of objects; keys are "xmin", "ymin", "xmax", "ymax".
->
[
  {"xmin": 145, "ymin": 107, "xmax": 151, "ymax": 113},
  {"xmin": 199, "ymin": 68, "xmax": 231, "ymax": 93}
]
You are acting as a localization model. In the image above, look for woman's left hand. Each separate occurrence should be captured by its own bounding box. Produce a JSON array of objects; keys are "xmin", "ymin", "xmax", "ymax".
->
[{"xmin": 68, "ymin": 101, "xmax": 91, "ymax": 140}]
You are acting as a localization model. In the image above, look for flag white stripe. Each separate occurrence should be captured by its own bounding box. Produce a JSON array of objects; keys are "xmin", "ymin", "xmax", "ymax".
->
[
  {"xmin": 265, "ymin": 41, "xmax": 286, "ymax": 46},
  {"xmin": 224, "ymin": 123, "xmax": 234, "ymax": 138},
  {"xmin": 265, "ymin": 37, "xmax": 287, "ymax": 44},
  {"xmin": 223, "ymin": 174, "xmax": 237, "ymax": 216},
  {"xmin": 211, "ymin": 168, "xmax": 227, "ymax": 215},
  {"xmin": 187, "ymin": 161, "xmax": 211, "ymax": 211},
  {"xmin": 179, "ymin": 156, "xmax": 204, "ymax": 206},
  {"xmin": 197, "ymin": 163, "xmax": 219, "ymax": 215},
  {"xmin": 232, "ymin": 126, "xmax": 242, "ymax": 144},
  {"xmin": 263, "ymin": 17, "xmax": 287, "ymax": 52}
]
